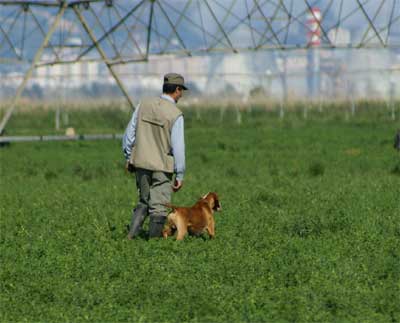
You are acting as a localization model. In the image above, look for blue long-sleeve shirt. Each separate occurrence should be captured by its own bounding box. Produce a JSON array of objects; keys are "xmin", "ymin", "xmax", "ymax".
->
[{"xmin": 122, "ymin": 94, "xmax": 185, "ymax": 180}]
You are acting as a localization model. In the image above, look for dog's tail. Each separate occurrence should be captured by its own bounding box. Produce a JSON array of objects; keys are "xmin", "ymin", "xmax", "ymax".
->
[{"xmin": 162, "ymin": 203, "xmax": 178, "ymax": 210}]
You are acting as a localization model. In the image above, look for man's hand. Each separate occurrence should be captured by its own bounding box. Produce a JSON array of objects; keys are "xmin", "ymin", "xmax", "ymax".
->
[
  {"xmin": 125, "ymin": 161, "xmax": 135, "ymax": 173},
  {"xmin": 172, "ymin": 179, "xmax": 183, "ymax": 192}
]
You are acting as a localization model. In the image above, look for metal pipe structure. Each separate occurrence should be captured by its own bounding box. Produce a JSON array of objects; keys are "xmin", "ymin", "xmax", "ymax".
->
[
  {"xmin": 72, "ymin": 4, "xmax": 135, "ymax": 109},
  {"xmin": 0, "ymin": 0, "xmax": 399, "ymax": 140},
  {"xmin": 0, "ymin": 133, "xmax": 123, "ymax": 143},
  {"xmin": 0, "ymin": 1, "xmax": 68, "ymax": 135}
]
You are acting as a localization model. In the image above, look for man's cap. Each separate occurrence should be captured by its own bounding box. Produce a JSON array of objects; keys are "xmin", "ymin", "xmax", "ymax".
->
[{"xmin": 163, "ymin": 73, "xmax": 188, "ymax": 90}]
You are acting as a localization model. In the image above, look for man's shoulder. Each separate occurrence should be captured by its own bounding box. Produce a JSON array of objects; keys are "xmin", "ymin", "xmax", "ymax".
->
[
  {"xmin": 140, "ymin": 96, "xmax": 182, "ymax": 118},
  {"xmin": 140, "ymin": 96, "xmax": 175, "ymax": 108},
  {"xmin": 140, "ymin": 96, "xmax": 159, "ymax": 106}
]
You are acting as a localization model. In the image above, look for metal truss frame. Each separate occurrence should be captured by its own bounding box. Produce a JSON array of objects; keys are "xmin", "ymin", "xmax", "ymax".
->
[{"xmin": 0, "ymin": 0, "xmax": 399, "ymax": 135}]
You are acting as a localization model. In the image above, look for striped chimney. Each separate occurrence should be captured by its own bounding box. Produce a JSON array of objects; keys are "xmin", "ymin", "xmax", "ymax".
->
[{"xmin": 307, "ymin": 7, "xmax": 322, "ymax": 47}]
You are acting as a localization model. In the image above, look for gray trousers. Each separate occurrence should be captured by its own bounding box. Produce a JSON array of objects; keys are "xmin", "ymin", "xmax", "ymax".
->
[{"xmin": 135, "ymin": 168, "xmax": 173, "ymax": 216}]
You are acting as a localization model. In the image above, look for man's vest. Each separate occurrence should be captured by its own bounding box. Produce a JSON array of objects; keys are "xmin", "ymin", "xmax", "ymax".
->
[{"xmin": 130, "ymin": 97, "xmax": 182, "ymax": 173}]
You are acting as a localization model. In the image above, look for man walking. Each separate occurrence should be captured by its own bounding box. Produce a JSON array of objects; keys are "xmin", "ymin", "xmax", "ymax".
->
[
  {"xmin": 394, "ymin": 129, "xmax": 400, "ymax": 151},
  {"xmin": 123, "ymin": 73, "xmax": 187, "ymax": 239}
]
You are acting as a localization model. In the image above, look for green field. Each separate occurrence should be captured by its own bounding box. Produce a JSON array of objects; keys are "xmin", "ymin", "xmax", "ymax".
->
[{"xmin": 1, "ymin": 103, "xmax": 399, "ymax": 322}]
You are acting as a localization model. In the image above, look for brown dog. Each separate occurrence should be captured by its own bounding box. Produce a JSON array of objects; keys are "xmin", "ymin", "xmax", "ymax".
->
[{"xmin": 162, "ymin": 192, "xmax": 221, "ymax": 240}]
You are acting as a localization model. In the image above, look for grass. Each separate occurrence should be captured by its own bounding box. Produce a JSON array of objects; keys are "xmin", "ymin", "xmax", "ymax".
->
[{"xmin": 0, "ymin": 103, "xmax": 399, "ymax": 322}]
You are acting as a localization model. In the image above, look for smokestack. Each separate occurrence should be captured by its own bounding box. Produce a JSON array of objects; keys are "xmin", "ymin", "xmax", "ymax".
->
[
  {"xmin": 306, "ymin": 7, "xmax": 321, "ymax": 99},
  {"xmin": 307, "ymin": 7, "xmax": 322, "ymax": 47}
]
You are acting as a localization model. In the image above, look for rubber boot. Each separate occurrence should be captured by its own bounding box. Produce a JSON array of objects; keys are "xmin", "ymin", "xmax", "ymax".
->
[
  {"xmin": 127, "ymin": 204, "xmax": 148, "ymax": 239},
  {"xmin": 148, "ymin": 214, "xmax": 166, "ymax": 238}
]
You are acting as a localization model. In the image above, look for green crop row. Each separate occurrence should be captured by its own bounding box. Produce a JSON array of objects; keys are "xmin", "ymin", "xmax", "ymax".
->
[
  {"xmin": 0, "ymin": 99, "xmax": 398, "ymax": 136},
  {"xmin": 0, "ymin": 105, "xmax": 399, "ymax": 322}
]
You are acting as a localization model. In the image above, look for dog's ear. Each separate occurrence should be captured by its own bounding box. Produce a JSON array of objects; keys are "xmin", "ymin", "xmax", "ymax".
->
[
  {"xmin": 211, "ymin": 193, "xmax": 222, "ymax": 211},
  {"xmin": 214, "ymin": 199, "xmax": 221, "ymax": 211}
]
